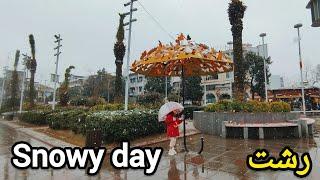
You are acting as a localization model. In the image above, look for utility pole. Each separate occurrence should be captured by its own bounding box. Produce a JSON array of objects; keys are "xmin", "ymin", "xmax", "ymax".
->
[
  {"xmin": 204, "ymin": 81, "xmax": 207, "ymax": 105},
  {"xmin": 53, "ymin": 34, "xmax": 62, "ymax": 110},
  {"xmin": 0, "ymin": 66, "xmax": 8, "ymax": 110},
  {"xmin": 294, "ymin": 23, "xmax": 306, "ymax": 115},
  {"xmin": 259, "ymin": 33, "xmax": 268, "ymax": 102},
  {"xmin": 123, "ymin": 0, "xmax": 138, "ymax": 111}
]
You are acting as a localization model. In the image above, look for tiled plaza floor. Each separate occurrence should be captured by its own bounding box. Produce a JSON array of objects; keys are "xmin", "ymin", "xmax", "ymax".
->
[{"xmin": 1, "ymin": 118, "xmax": 320, "ymax": 179}]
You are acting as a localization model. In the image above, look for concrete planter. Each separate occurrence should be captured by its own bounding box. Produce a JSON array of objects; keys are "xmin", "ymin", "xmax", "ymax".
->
[{"xmin": 193, "ymin": 111, "xmax": 301, "ymax": 136}]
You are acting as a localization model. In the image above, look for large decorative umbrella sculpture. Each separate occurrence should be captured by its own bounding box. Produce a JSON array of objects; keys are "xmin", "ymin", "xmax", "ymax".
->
[{"xmin": 131, "ymin": 33, "xmax": 233, "ymax": 152}]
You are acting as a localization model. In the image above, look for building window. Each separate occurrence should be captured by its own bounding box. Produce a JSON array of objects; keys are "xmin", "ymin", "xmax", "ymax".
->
[
  {"xmin": 206, "ymin": 85, "xmax": 215, "ymax": 91},
  {"xmin": 206, "ymin": 93, "xmax": 216, "ymax": 103},
  {"xmin": 130, "ymin": 78, "xmax": 136, "ymax": 83},
  {"xmin": 206, "ymin": 74, "xmax": 218, "ymax": 80},
  {"xmin": 226, "ymin": 72, "xmax": 230, "ymax": 79},
  {"xmin": 139, "ymin": 86, "xmax": 142, "ymax": 92},
  {"xmin": 138, "ymin": 76, "xmax": 143, "ymax": 82}
]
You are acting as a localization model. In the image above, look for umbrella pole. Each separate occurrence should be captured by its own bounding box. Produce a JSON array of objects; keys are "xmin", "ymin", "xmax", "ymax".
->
[
  {"xmin": 181, "ymin": 66, "xmax": 188, "ymax": 152},
  {"xmin": 181, "ymin": 66, "xmax": 204, "ymax": 154}
]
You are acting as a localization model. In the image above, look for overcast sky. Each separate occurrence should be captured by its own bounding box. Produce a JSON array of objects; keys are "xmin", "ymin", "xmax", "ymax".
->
[{"xmin": 0, "ymin": 0, "xmax": 318, "ymax": 86}]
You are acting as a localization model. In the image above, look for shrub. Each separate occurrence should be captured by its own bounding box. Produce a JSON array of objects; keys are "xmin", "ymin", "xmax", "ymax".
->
[
  {"xmin": 204, "ymin": 103, "xmax": 218, "ymax": 112},
  {"xmin": 90, "ymin": 103, "xmax": 123, "ymax": 111},
  {"xmin": 270, "ymin": 101, "xmax": 291, "ymax": 112},
  {"xmin": 183, "ymin": 106, "xmax": 204, "ymax": 119},
  {"xmin": 70, "ymin": 97, "xmax": 89, "ymax": 106},
  {"xmin": 204, "ymin": 100, "xmax": 234, "ymax": 112},
  {"xmin": 0, "ymin": 107, "xmax": 12, "ymax": 114},
  {"xmin": 70, "ymin": 97, "xmax": 105, "ymax": 107},
  {"xmin": 231, "ymin": 101, "xmax": 244, "ymax": 112},
  {"xmin": 20, "ymin": 110, "xmax": 53, "ymax": 125},
  {"xmin": 204, "ymin": 100, "xmax": 291, "ymax": 113},
  {"xmin": 22, "ymin": 103, "xmax": 52, "ymax": 111},
  {"xmin": 85, "ymin": 110, "xmax": 165, "ymax": 143},
  {"xmin": 167, "ymin": 93, "xmax": 180, "ymax": 102},
  {"xmin": 47, "ymin": 109, "xmax": 89, "ymax": 133},
  {"xmin": 137, "ymin": 92, "xmax": 163, "ymax": 105},
  {"xmin": 243, "ymin": 101, "xmax": 255, "ymax": 112},
  {"xmin": 217, "ymin": 100, "xmax": 234, "ymax": 112},
  {"xmin": 254, "ymin": 102, "xmax": 271, "ymax": 112}
]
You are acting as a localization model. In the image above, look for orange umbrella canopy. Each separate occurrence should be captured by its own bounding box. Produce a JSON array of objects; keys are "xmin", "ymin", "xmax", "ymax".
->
[{"xmin": 131, "ymin": 33, "xmax": 233, "ymax": 77}]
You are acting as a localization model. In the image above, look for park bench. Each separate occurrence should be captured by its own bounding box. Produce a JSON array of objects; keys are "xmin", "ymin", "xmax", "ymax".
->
[{"xmin": 222, "ymin": 118, "xmax": 315, "ymax": 139}]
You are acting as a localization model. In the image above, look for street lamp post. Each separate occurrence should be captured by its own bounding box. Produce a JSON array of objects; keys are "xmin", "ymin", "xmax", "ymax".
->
[
  {"xmin": 124, "ymin": 0, "xmax": 138, "ymax": 111},
  {"xmin": 259, "ymin": 33, "xmax": 268, "ymax": 102},
  {"xmin": 294, "ymin": 23, "xmax": 306, "ymax": 115},
  {"xmin": 53, "ymin": 34, "xmax": 62, "ymax": 110}
]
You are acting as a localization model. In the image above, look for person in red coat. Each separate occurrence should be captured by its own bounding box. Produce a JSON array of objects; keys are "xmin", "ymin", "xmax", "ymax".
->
[{"xmin": 165, "ymin": 109, "xmax": 183, "ymax": 155}]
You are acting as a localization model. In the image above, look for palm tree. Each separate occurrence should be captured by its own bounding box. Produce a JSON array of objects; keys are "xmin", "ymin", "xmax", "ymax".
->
[
  {"xmin": 59, "ymin": 65, "xmax": 75, "ymax": 106},
  {"xmin": 28, "ymin": 34, "xmax": 37, "ymax": 107},
  {"xmin": 113, "ymin": 14, "xmax": 126, "ymax": 103},
  {"xmin": 228, "ymin": 0, "xmax": 247, "ymax": 101}
]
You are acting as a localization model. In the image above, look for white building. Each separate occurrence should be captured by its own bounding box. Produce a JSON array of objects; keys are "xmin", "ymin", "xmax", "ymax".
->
[
  {"xmin": 35, "ymin": 82, "xmax": 54, "ymax": 102},
  {"xmin": 69, "ymin": 74, "xmax": 86, "ymax": 88},
  {"xmin": 202, "ymin": 43, "xmax": 268, "ymax": 105},
  {"xmin": 128, "ymin": 73, "xmax": 147, "ymax": 97}
]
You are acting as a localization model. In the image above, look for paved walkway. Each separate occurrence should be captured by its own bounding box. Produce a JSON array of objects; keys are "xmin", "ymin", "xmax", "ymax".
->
[{"xmin": 1, "ymin": 118, "xmax": 320, "ymax": 179}]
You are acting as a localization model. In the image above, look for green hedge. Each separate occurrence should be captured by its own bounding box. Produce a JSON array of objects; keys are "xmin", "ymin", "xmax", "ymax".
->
[
  {"xmin": 47, "ymin": 109, "xmax": 89, "ymax": 134},
  {"xmin": 184, "ymin": 106, "xmax": 204, "ymax": 119},
  {"xmin": 89, "ymin": 103, "xmax": 123, "ymax": 111},
  {"xmin": 19, "ymin": 108, "xmax": 166, "ymax": 143},
  {"xmin": 204, "ymin": 100, "xmax": 291, "ymax": 113},
  {"xmin": 20, "ymin": 110, "xmax": 53, "ymax": 125},
  {"xmin": 85, "ymin": 110, "xmax": 165, "ymax": 143}
]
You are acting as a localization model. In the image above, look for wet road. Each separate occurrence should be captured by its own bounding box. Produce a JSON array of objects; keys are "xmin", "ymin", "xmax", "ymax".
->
[{"xmin": 1, "ymin": 120, "xmax": 320, "ymax": 179}]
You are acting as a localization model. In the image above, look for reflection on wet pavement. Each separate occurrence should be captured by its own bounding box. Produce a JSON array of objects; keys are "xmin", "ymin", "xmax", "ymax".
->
[{"xmin": 1, "ymin": 120, "xmax": 320, "ymax": 179}]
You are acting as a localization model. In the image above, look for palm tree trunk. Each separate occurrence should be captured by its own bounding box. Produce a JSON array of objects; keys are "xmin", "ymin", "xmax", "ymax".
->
[
  {"xmin": 114, "ymin": 63, "xmax": 123, "ymax": 103},
  {"xmin": 29, "ymin": 70, "xmax": 35, "ymax": 107},
  {"xmin": 233, "ymin": 28, "xmax": 245, "ymax": 101},
  {"xmin": 228, "ymin": 0, "xmax": 247, "ymax": 102},
  {"xmin": 250, "ymin": 77, "xmax": 254, "ymax": 100}
]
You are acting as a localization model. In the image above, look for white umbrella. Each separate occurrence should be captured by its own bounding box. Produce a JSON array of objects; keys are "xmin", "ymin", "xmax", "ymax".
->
[{"xmin": 158, "ymin": 101, "xmax": 184, "ymax": 122}]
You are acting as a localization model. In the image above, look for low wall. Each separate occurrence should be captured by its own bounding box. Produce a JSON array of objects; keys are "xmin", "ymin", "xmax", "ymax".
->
[{"xmin": 193, "ymin": 111, "xmax": 300, "ymax": 136}]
